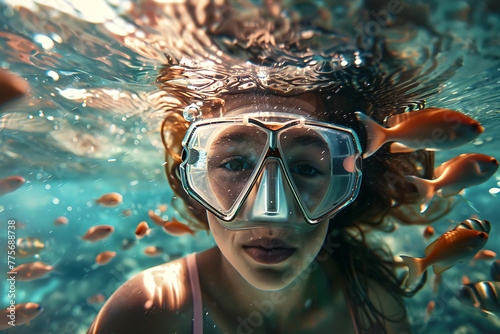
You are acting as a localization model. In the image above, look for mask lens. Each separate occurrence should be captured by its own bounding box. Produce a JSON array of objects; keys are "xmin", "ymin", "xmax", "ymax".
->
[
  {"xmin": 183, "ymin": 123, "xmax": 268, "ymax": 216},
  {"xmin": 279, "ymin": 125, "xmax": 360, "ymax": 220}
]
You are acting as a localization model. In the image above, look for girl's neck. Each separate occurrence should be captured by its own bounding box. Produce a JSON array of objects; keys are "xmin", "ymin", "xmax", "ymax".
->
[{"xmin": 199, "ymin": 247, "xmax": 335, "ymax": 327}]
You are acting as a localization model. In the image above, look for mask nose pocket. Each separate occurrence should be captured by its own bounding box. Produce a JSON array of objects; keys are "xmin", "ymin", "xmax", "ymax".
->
[{"xmin": 241, "ymin": 159, "xmax": 296, "ymax": 223}]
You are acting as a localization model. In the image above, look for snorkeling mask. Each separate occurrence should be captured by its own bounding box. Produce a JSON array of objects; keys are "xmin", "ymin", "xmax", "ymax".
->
[{"xmin": 179, "ymin": 112, "xmax": 362, "ymax": 231}]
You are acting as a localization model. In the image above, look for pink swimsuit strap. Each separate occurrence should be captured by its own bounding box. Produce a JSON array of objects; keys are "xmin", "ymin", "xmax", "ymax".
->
[{"xmin": 186, "ymin": 253, "xmax": 203, "ymax": 334}]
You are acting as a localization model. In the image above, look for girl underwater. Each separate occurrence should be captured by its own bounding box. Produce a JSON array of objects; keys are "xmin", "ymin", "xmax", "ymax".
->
[{"xmin": 89, "ymin": 1, "xmax": 498, "ymax": 333}]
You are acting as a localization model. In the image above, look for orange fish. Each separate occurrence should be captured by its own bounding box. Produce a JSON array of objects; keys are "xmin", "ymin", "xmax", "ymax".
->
[
  {"xmin": 81, "ymin": 225, "xmax": 114, "ymax": 242},
  {"xmin": 355, "ymin": 108, "xmax": 483, "ymax": 158},
  {"xmin": 163, "ymin": 217, "xmax": 195, "ymax": 236},
  {"xmin": 10, "ymin": 261, "xmax": 53, "ymax": 281},
  {"xmin": 453, "ymin": 217, "xmax": 491, "ymax": 234},
  {"xmin": 473, "ymin": 250, "xmax": 496, "ymax": 261},
  {"xmin": 135, "ymin": 221, "xmax": 150, "ymax": 239},
  {"xmin": 121, "ymin": 209, "xmax": 133, "ymax": 216},
  {"xmin": 95, "ymin": 192, "xmax": 123, "ymax": 207},
  {"xmin": 158, "ymin": 204, "xmax": 168, "ymax": 212},
  {"xmin": 87, "ymin": 293, "xmax": 106, "ymax": 304},
  {"xmin": 16, "ymin": 237, "xmax": 45, "ymax": 258},
  {"xmin": 148, "ymin": 209, "xmax": 165, "ymax": 226},
  {"xmin": 96, "ymin": 251, "xmax": 116, "ymax": 265},
  {"xmin": 54, "ymin": 216, "xmax": 68, "ymax": 225},
  {"xmin": 0, "ymin": 302, "xmax": 43, "ymax": 330},
  {"xmin": 144, "ymin": 246, "xmax": 163, "ymax": 257},
  {"xmin": 425, "ymin": 300, "xmax": 435, "ymax": 321},
  {"xmin": 401, "ymin": 228, "xmax": 488, "ymax": 288},
  {"xmin": 462, "ymin": 275, "xmax": 470, "ymax": 285},
  {"xmin": 457, "ymin": 281, "xmax": 500, "ymax": 315},
  {"xmin": 423, "ymin": 226, "xmax": 435, "ymax": 241},
  {"xmin": 0, "ymin": 175, "xmax": 25, "ymax": 196},
  {"xmin": 0, "ymin": 67, "xmax": 29, "ymax": 106},
  {"xmin": 406, "ymin": 154, "xmax": 498, "ymax": 211}
]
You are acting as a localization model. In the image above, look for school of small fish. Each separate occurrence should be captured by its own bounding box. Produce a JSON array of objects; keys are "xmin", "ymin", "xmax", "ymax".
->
[
  {"xmin": 0, "ymin": 67, "xmax": 29, "ymax": 106},
  {"xmin": 3, "ymin": 188, "xmax": 196, "ymax": 328},
  {"xmin": 401, "ymin": 228, "xmax": 489, "ymax": 288},
  {"xmin": 406, "ymin": 153, "xmax": 498, "ymax": 211},
  {"xmin": 54, "ymin": 216, "xmax": 69, "ymax": 226},
  {"xmin": 0, "ymin": 302, "xmax": 43, "ymax": 330},
  {"xmin": 95, "ymin": 192, "xmax": 123, "ymax": 207},
  {"xmin": 355, "ymin": 107, "xmax": 484, "ymax": 158},
  {"xmin": 95, "ymin": 251, "xmax": 117, "ymax": 265},
  {"xmin": 81, "ymin": 225, "xmax": 115, "ymax": 242},
  {"xmin": 365, "ymin": 106, "xmax": 500, "ymax": 318},
  {"xmin": 455, "ymin": 257, "xmax": 500, "ymax": 316},
  {"xmin": 10, "ymin": 261, "xmax": 54, "ymax": 281},
  {"xmin": 135, "ymin": 221, "xmax": 151, "ymax": 239},
  {"xmin": 0, "ymin": 175, "xmax": 25, "ymax": 196}
]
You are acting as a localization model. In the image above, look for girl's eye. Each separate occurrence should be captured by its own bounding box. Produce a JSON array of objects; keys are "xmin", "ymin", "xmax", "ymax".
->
[
  {"xmin": 220, "ymin": 156, "xmax": 253, "ymax": 171},
  {"xmin": 290, "ymin": 164, "xmax": 322, "ymax": 177}
]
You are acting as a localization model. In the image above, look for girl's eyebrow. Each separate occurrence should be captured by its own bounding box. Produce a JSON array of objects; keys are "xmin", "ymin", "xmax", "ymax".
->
[
  {"xmin": 211, "ymin": 133, "xmax": 253, "ymax": 146},
  {"xmin": 289, "ymin": 134, "xmax": 328, "ymax": 150}
]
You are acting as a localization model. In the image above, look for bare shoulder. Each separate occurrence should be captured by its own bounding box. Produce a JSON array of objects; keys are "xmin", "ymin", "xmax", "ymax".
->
[
  {"xmin": 360, "ymin": 279, "xmax": 413, "ymax": 334},
  {"xmin": 87, "ymin": 257, "xmax": 194, "ymax": 333}
]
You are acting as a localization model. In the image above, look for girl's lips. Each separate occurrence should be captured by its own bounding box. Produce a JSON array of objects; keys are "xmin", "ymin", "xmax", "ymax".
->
[{"xmin": 242, "ymin": 239, "xmax": 296, "ymax": 264}]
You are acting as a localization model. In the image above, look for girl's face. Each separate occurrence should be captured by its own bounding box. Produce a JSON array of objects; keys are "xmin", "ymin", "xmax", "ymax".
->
[{"xmin": 206, "ymin": 93, "xmax": 331, "ymax": 291}]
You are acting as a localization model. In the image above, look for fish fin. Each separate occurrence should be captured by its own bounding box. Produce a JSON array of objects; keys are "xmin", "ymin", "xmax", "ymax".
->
[
  {"xmin": 450, "ymin": 193, "xmax": 480, "ymax": 213},
  {"xmin": 354, "ymin": 111, "xmax": 387, "ymax": 158},
  {"xmin": 432, "ymin": 263, "xmax": 454, "ymax": 275},
  {"xmin": 405, "ymin": 175, "xmax": 435, "ymax": 212},
  {"xmin": 465, "ymin": 198, "xmax": 480, "ymax": 213},
  {"xmin": 389, "ymin": 142, "xmax": 416, "ymax": 154},
  {"xmin": 439, "ymin": 187, "xmax": 463, "ymax": 198},
  {"xmin": 400, "ymin": 255, "xmax": 427, "ymax": 288}
]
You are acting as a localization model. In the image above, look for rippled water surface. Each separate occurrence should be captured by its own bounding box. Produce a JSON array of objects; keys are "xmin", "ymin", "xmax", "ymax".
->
[{"xmin": 0, "ymin": 0, "xmax": 499, "ymax": 333}]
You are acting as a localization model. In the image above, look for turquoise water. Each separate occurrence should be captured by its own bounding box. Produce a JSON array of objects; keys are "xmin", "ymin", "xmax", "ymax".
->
[{"xmin": 0, "ymin": 0, "xmax": 499, "ymax": 333}]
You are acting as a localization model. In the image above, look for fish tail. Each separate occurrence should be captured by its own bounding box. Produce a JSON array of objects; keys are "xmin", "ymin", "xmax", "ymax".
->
[
  {"xmin": 354, "ymin": 112, "xmax": 387, "ymax": 158},
  {"xmin": 400, "ymin": 255, "xmax": 426, "ymax": 288},
  {"xmin": 405, "ymin": 175, "xmax": 435, "ymax": 212}
]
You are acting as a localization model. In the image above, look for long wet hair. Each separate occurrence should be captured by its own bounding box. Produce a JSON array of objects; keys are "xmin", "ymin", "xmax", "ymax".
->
[
  {"xmin": 153, "ymin": 1, "xmax": 460, "ymax": 332},
  {"xmin": 158, "ymin": 78, "xmax": 435, "ymax": 333}
]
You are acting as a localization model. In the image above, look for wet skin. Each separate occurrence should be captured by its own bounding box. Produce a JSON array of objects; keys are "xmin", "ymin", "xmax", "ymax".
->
[{"xmin": 88, "ymin": 94, "xmax": 412, "ymax": 333}]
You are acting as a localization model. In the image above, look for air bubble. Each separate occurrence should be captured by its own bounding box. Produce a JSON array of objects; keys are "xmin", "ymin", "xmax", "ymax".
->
[{"xmin": 183, "ymin": 104, "xmax": 202, "ymax": 122}]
